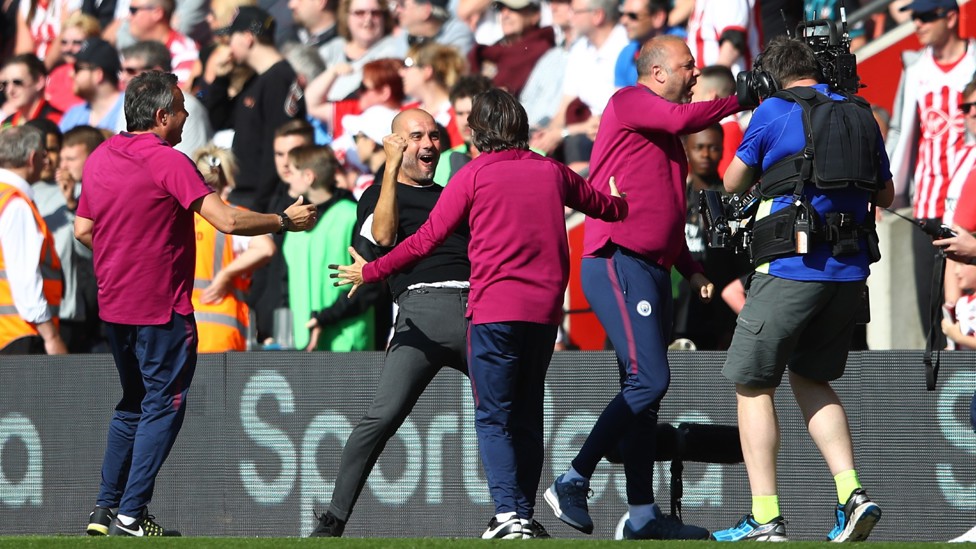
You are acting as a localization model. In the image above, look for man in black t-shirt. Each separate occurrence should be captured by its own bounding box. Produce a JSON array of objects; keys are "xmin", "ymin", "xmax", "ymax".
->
[
  {"xmin": 217, "ymin": 7, "xmax": 306, "ymax": 212},
  {"xmin": 309, "ymin": 109, "xmax": 500, "ymax": 537}
]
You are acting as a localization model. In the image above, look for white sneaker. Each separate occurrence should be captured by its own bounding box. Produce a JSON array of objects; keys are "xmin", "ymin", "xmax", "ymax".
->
[
  {"xmin": 950, "ymin": 524, "xmax": 976, "ymax": 543},
  {"xmin": 614, "ymin": 511, "xmax": 630, "ymax": 540}
]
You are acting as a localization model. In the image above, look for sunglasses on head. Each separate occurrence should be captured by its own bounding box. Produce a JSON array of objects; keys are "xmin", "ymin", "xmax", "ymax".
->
[{"xmin": 913, "ymin": 9, "xmax": 946, "ymax": 23}]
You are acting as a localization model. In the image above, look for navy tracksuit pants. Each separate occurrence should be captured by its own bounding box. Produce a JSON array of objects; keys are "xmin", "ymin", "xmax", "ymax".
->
[
  {"xmin": 572, "ymin": 250, "xmax": 673, "ymax": 504},
  {"xmin": 96, "ymin": 311, "xmax": 197, "ymax": 517},
  {"xmin": 468, "ymin": 321, "xmax": 557, "ymax": 518}
]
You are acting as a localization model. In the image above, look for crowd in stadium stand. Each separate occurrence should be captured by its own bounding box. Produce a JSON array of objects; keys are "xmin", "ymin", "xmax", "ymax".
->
[{"xmin": 0, "ymin": 0, "xmax": 974, "ymax": 357}]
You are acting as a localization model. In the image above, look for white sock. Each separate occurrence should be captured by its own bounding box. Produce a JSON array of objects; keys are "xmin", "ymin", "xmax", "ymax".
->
[
  {"xmin": 563, "ymin": 467, "xmax": 587, "ymax": 484},
  {"xmin": 495, "ymin": 511, "xmax": 517, "ymax": 522},
  {"xmin": 628, "ymin": 503, "xmax": 659, "ymax": 530},
  {"xmin": 117, "ymin": 514, "xmax": 138, "ymax": 526}
]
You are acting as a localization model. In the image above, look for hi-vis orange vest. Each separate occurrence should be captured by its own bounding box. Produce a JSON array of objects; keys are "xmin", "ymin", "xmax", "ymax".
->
[
  {"xmin": 192, "ymin": 213, "xmax": 250, "ymax": 352},
  {"xmin": 0, "ymin": 183, "xmax": 63, "ymax": 350}
]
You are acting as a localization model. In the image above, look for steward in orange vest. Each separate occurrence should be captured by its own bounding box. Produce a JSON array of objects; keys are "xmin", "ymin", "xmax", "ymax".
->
[
  {"xmin": 0, "ymin": 183, "xmax": 64, "ymax": 351},
  {"xmin": 191, "ymin": 146, "xmax": 275, "ymax": 352}
]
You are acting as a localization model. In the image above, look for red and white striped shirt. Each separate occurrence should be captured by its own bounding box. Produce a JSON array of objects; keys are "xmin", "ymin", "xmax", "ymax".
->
[
  {"xmin": 166, "ymin": 30, "xmax": 199, "ymax": 89},
  {"xmin": 911, "ymin": 51, "xmax": 976, "ymax": 219},
  {"xmin": 686, "ymin": 0, "xmax": 761, "ymax": 76}
]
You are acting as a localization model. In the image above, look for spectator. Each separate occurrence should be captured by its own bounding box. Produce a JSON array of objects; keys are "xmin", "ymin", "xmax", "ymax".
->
[
  {"xmin": 468, "ymin": 0, "xmax": 553, "ymax": 97},
  {"xmin": 529, "ymin": 0, "xmax": 628, "ymax": 167},
  {"xmin": 191, "ymin": 145, "xmax": 276, "ymax": 353},
  {"xmin": 341, "ymin": 106, "xmax": 391, "ymax": 196},
  {"xmin": 59, "ymin": 38, "xmax": 125, "ymax": 132},
  {"xmin": 0, "ymin": 125, "xmax": 68, "ymax": 355},
  {"xmin": 77, "ymin": 71, "xmax": 316, "ymax": 538},
  {"xmin": 614, "ymin": 0, "xmax": 671, "ymax": 87},
  {"xmin": 125, "ymin": 0, "xmax": 200, "ymax": 89},
  {"xmin": 281, "ymin": 144, "xmax": 374, "ymax": 351},
  {"xmin": 1, "ymin": 54, "xmax": 62, "ymax": 128},
  {"xmin": 433, "ymin": 74, "xmax": 492, "ymax": 186},
  {"xmin": 117, "ymin": 41, "xmax": 214, "ymax": 155},
  {"xmin": 392, "ymin": 0, "xmax": 474, "ymax": 57},
  {"xmin": 46, "ymin": 13, "xmax": 101, "ymax": 113},
  {"xmin": 14, "ymin": 0, "xmax": 73, "ymax": 65},
  {"xmin": 306, "ymin": 56, "xmax": 404, "ymax": 144},
  {"xmin": 221, "ymin": 6, "xmax": 307, "ymax": 212},
  {"xmin": 400, "ymin": 43, "xmax": 467, "ymax": 147},
  {"xmin": 675, "ymin": 124, "xmax": 747, "ymax": 350},
  {"xmin": 31, "ymin": 122, "xmax": 104, "ymax": 353},
  {"xmin": 199, "ymin": 0, "xmax": 258, "ymax": 131},
  {"xmin": 288, "ymin": 0, "xmax": 338, "ymax": 47},
  {"xmin": 282, "ymin": 44, "xmax": 330, "ymax": 143},
  {"xmin": 943, "ymin": 78, "xmax": 976, "ymax": 319},
  {"xmin": 691, "ymin": 64, "xmax": 743, "ymax": 178},
  {"xmin": 887, "ymin": 0, "xmax": 976, "ymax": 341},
  {"xmin": 519, "ymin": 0, "xmax": 574, "ymax": 128},
  {"xmin": 248, "ymin": 119, "xmax": 315, "ymax": 345},
  {"xmin": 316, "ymin": 0, "xmax": 398, "ymax": 102},
  {"xmin": 685, "ymin": 0, "xmax": 761, "ymax": 76}
]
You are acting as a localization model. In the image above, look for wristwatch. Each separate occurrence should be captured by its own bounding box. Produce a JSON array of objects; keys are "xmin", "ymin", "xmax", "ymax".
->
[{"xmin": 277, "ymin": 211, "xmax": 291, "ymax": 234}]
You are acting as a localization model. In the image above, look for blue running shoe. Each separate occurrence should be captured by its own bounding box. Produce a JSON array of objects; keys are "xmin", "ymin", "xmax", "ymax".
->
[
  {"xmin": 622, "ymin": 506, "xmax": 710, "ymax": 540},
  {"xmin": 711, "ymin": 514, "xmax": 788, "ymax": 542},
  {"xmin": 828, "ymin": 489, "xmax": 881, "ymax": 542},
  {"xmin": 544, "ymin": 474, "xmax": 593, "ymax": 534}
]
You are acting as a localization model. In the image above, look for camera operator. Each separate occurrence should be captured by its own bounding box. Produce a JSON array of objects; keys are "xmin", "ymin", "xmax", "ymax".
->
[{"xmin": 711, "ymin": 35, "xmax": 893, "ymax": 542}]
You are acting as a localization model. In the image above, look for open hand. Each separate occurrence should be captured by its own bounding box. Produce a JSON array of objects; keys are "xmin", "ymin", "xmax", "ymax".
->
[{"xmin": 329, "ymin": 246, "xmax": 368, "ymax": 298}]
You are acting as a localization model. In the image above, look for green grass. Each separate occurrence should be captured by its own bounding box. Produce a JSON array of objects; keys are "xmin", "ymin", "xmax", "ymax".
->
[{"xmin": 0, "ymin": 539, "xmax": 960, "ymax": 548}]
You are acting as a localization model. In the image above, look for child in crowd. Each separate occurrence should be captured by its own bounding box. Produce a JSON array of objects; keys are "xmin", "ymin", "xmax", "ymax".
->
[{"xmin": 282, "ymin": 145, "xmax": 374, "ymax": 351}]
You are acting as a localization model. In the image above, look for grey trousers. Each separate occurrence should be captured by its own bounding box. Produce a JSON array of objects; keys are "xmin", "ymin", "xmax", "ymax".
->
[{"xmin": 328, "ymin": 287, "xmax": 469, "ymax": 521}]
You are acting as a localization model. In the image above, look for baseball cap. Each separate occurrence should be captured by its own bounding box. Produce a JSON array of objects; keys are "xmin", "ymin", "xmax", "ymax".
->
[
  {"xmin": 75, "ymin": 38, "xmax": 121, "ymax": 76},
  {"xmin": 342, "ymin": 106, "xmax": 398, "ymax": 146},
  {"xmin": 494, "ymin": 0, "xmax": 541, "ymax": 9},
  {"xmin": 899, "ymin": 0, "xmax": 958, "ymax": 12},
  {"xmin": 219, "ymin": 6, "xmax": 276, "ymax": 37}
]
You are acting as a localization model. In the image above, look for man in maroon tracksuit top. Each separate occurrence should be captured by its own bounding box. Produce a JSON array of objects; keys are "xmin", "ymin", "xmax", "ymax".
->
[
  {"xmin": 332, "ymin": 90, "xmax": 628, "ymax": 539},
  {"xmin": 544, "ymin": 35, "xmax": 744, "ymax": 540}
]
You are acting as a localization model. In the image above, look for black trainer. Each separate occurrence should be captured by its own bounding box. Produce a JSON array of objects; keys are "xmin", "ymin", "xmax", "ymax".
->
[
  {"xmin": 482, "ymin": 516, "xmax": 523, "ymax": 539},
  {"xmin": 521, "ymin": 519, "xmax": 552, "ymax": 539},
  {"xmin": 108, "ymin": 509, "xmax": 181, "ymax": 536},
  {"xmin": 86, "ymin": 506, "xmax": 115, "ymax": 536},
  {"xmin": 310, "ymin": 510, "xmax": 346, "ymax": 537}
]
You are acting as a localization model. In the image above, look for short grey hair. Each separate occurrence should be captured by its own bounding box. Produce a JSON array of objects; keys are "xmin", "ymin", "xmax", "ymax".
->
[
  {"xmin": 590, "ymin": 0, "xmax": 619, "ymax": 24},
  {"xmin": 283, "ymin": 43, "xmax": 326, "ymax": 80},
  {"xmin": 125, "ymin": 71, "xmax": 178, "ymax": 132},
  {"xmin": 0, "ymin": 126, "xmax": 44, "ymax": 169},
  {"xmin": 121, "ymin": 40, "xmax": 173, "ymax": 72}
]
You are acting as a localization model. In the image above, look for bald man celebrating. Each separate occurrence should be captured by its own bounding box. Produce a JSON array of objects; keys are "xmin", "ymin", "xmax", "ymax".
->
[
  {"xmin": 544, "ymin": 35, "xmax": 744, "ymax": 540},
  {"xmin": 309, "ymin": 109, "xmax": 473, "ymax": 538}
]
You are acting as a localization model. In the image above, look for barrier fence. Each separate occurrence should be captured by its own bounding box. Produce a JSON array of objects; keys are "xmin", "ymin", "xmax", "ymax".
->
[{"xmin": 0, "ymin": 351, "xmax": 973, "ymax": 540}]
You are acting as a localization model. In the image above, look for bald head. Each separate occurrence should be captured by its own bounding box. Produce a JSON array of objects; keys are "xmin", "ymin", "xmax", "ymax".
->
[
  {"xmin": 636, "ymin": 35, "xmax": 699, "ymax": 103},
  {"xmin": 392, "ymin": 108, "xmax": 435, "ymax": 135},
  {"xmin": 390, "ymin": 108, "xmax": 441, "ymax": 185}
]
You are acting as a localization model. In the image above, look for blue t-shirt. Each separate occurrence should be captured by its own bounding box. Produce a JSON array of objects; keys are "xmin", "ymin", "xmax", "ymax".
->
[
  {"xmin": 735, "ymin": 83, "xmax": 891, "ymax": 282},
  {"xmin": 59, "ymin": 95, "xmax": 125, "ymax": 133},
  {"xmin": 614, "ymin": 28, "xmax": 689, "ymax": 88}
]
